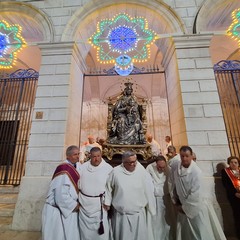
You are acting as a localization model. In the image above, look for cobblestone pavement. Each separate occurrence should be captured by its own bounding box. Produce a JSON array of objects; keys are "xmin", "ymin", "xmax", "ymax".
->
[
  {"xmin": 0, "ymin": 230, "xmax": 238, "ymax": 240},
  {"xmin": 0, "ymin": 230, "xmax": 41, "ymax": 240}
]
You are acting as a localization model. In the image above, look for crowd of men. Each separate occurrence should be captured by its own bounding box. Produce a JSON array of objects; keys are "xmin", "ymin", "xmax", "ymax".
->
[{"xmin": 42, "ymin": 142, "xmax": 227, "ymax": 240}]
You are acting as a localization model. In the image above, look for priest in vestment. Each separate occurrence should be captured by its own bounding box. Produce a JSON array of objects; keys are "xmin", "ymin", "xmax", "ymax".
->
[
  {"xmin": 170, "ymin": 145, "xmax": 226, "ymax": 240},
  {"xmin": 78, "ymin": 147, "xmax": 113, "ymax": 240},
  {"xmin": 104, "ymin": 151, "xmax": 156, "ymax": 240},
  {"xmin": 42, "ymin": 145, "xmax": 81, "ymax": 240}
]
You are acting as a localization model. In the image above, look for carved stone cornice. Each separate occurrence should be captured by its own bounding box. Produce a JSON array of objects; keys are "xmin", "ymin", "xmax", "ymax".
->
[
  {"xmin": 38, "ymin": 42, "xmax": 75, "ymax": 56},
  {"xmin": 38, "ymin": 41, "xmax": 87, "ymax": 72},
  {"xmin": 173, "ymin": 34, "xmax": 213, "ymax": 49}
]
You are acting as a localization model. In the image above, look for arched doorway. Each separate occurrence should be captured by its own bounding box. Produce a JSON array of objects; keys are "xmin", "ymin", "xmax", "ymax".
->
[{"xmin": 62, "ymin": 1, "xmax": 186, "ymax": 151}]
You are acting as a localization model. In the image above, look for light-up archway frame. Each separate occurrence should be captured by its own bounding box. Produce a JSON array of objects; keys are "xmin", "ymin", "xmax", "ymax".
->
[
  {"xmin": 0, "ymin": 20, "xmax": 26, "ymax": 69},
  {"xmin": 88, "ymin": 13, "xmax": 158, "ymax": 76},
  {"xmin": 227, "ymin": 8, "xmax": 240, "ymax": 46},
  {"xmin": 61, "ymin": 1, "xmax": 187, "ymax": 148},
  {"xmin": 61, "ymin": 1, "xmax": 186, "ymax": 69}
]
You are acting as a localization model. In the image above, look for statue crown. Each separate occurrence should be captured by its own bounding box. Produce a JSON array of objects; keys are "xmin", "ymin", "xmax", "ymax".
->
[{"xmin": 124, "ymin": 81, "xmax": 133, "ymax": 89}]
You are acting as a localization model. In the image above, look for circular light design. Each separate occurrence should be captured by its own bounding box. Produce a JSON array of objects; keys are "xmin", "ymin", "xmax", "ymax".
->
[
  {"xmin": 0, "ymin": 20, "xmax": 26, "ymax": 69},
  {"xmin": 227, "ymin": 8, "xmax": 240, "ymax": 46},
  {"xmin": 109, "ymin": 26, "xmax": 137, "ymax": 52},
  {"xmin": 0, "ymin": 33, "xmax": 9, "ymax": 56},
  {"xmin": 88, "ymin": 13, "xmax": 157, "ymax": 75}
]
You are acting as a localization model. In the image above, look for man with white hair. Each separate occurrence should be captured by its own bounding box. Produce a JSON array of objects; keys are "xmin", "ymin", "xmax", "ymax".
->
[
  {"xmin": 85, "ymin": 135, "xmax": 102, "ymax": 152},
  {"xmin": 42, "ymin": 145, "xmax": 81, "ymax": 240},
  {"xmin": 147, "ymin": 134, "xmax": 161, "ymax": 157}
]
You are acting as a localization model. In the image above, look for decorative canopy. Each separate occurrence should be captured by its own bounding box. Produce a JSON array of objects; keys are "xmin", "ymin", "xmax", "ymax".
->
[
  {"xmin": 0, "ymin": 20, "xmax": 26, "ymax": 69},
  {"xmin": 227, "ymin": 8, "xmax": 240, "ymax": 46},
  {"xmin": 88, "ymin": 13, "xmax": 157, "ymax": 76}
]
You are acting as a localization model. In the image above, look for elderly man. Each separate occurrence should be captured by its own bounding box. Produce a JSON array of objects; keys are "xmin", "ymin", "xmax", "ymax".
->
[
  {"xmin": 83, "ymin": 136, "xmax": 102, "ymax": 161},
  {"xmin": 170, "ymin": 145, "xmax": 226, "ymax": 240},
  {"xmin": 85, "ymin": 135, "xmax": 102, "ymax": 152},
  {"xmin": 104, "ymin": 151, "xmax": 156, "ymax": 240},
  {"xmin": 147, "ymin": 134, "xmax": 161, "ymax": 157},
  {"xmin": 78, "ymin": 147, "xmax": 113, "ymax": 240},
  {"xmin": 42, "ymin": 145, "xmax": 81, "ymax": 240}
]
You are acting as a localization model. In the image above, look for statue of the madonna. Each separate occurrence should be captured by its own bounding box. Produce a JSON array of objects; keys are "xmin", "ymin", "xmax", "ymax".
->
[{"xmin": 108, "ymin": 82, "xmax": 146, "ymax": 145}]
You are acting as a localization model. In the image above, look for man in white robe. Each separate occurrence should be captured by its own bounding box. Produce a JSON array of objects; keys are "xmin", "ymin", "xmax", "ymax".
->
[
  {"xmin": 146, "ymin": 155, "xmax": 175, "ymax": 240},
  {"xmin": 104, "ymin": 151, "xmax": 156, "ymax": 240},
  {"xmin": 166, "ymin": 145, "xmax": 180, "ymax": 168},
  {"xmin": 147, "ymin": 134, "xmax": 161, "ymax": 157},
  {"xmin": 163, "ymin": 136, "xmax": 172, "ymax": 155},
  {"xmin": 42, "ymin": 145, "xmax": 81, "ymax": 240},
  {"xmin": 85, "ymin": 135, "xmax": 102, "ymax": 152},
  {"xmin": 78, "ymin": 147, "xmax": 113, "ymax": 240},
  {"xmin": 170, "ymin": 145, "xmax": 226, "ymax": 240}
]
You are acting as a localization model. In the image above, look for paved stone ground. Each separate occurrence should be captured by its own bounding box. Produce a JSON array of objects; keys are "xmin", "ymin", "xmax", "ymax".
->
[
  {"xmin": 0, "ymin": 230, "xmax": 41, "ymax": 240},
  {"xmin": 0, "ymin": 229, "xmax": 238, "ymax": 240}
]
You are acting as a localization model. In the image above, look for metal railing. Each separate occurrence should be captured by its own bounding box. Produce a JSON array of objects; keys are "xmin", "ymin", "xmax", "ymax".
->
[
  {"xmin": 214, "ymin": 60, "xmax": 240, "ymax": 159},
  {"xmin": 0, "ymin": 69, "xmax": 38, "ymax": 185}
]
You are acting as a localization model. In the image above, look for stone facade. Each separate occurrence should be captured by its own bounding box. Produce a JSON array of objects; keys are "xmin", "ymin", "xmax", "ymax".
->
[{"xmin": 0, "ymin": 0, "xmax": 239, "ymax": 237}]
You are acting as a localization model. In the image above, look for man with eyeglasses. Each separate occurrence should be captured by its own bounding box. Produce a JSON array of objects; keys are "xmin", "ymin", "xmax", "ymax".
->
[{"xmin": 104, "ymin": 151, "xmax": 156, "ymax": 240}]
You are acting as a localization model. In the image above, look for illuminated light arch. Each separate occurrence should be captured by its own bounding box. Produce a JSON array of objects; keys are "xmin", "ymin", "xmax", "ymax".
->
[
  {"xmin": 88, "ymin": 13, "xmax": 157, "ymax": 75},
  {"xmin": 227, "ymin": 8, "xmax": 240, "ymax": 46},
  {"xmin": 0, "ymin": 20, "xmax": 26, "ymax": 69}
]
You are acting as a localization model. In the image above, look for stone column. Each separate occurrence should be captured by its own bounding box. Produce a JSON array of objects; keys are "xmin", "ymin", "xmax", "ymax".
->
[
  {"xmin": 12, "ymin": 42, "xmax": 85, "ymax": 231},
  {"xmin": 171, "ymin": 34, "xmax": 232, "ymax": 232},
  {"xmin": 173, "ymin": 34, "xmax": 230, "ymax": 167}
]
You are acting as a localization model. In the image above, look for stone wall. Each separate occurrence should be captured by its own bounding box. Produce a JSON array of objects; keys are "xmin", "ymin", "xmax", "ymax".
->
[{"xmin": 7, "ymin": 0, "xmax": 239, "ymax": 236}]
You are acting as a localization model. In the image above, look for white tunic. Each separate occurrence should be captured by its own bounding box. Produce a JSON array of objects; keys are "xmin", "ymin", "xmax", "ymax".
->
[
  {"xmin": 167, "ymin": 154, "xmax": 180, "ymax": 168},
  {"xmin": 85, "ymin": 142, "xmax": 102, "ymax": 152},
  {"xmin": 146, "ymin": 162, "xmax": 173, "ymax": 240},
  {"xmin": 171, "ymin": 161, "xmax": 226, "ymax": 240},
  {"xmin": 105, "ymin": 162, "xmax": 156, "ymax": 240},
  {"xmin": 78, "ymin": 159, "xmax": 113, "ymax": 240},
  {"xmin": 42, "ymin": 169, "xmax": 80, "ymax": 240},
  {"xmin": 149, "ymin": 139, "xmax": 161, "ymax": 156}
]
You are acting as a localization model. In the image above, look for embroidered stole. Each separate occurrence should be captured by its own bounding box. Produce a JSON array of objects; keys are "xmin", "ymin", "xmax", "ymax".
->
[
  {"xmin": 52, "ymin": 163, "xmax": 80, "ymax": 194},
  {"xmin": 225, "ymin": 167, "xmax": 240, "ymax": 189}
]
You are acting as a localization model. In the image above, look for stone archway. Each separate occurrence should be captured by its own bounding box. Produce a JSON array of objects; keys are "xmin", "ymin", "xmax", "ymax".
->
[
  {"xmin": 0, "ymin": 2, "xmax": 54, "ymax": 42},
  {"xmin": 194, "ymin": 0, "xmax": 240, "ymax": 34},
  {"xmin": 0, "ymin": 2, "xmax": 54, "ymax": 72},
  {"xmin": 60, "ymin": 1, "xmax": 186, "ymax": 150},
  {"xmin": 194, "ymin": 0, "xmax": 240, "ymax": 64}
]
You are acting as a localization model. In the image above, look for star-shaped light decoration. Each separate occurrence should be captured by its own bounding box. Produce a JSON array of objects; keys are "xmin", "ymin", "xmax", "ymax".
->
[
  {"xmin": 0, "ymin": 20, "xmax": 26, "ymax": 69},
  {"xmin": 227, "ymin": 8, "xmax": 240, "ymax": 46},
  {"xmin": 89, "ymin": 13, "xmax": 157, "ymax": 76}
]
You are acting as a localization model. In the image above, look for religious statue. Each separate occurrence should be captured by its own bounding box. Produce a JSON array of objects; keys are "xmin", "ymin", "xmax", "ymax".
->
[{"xmin": 107, "ymin": 82, "xmax": 146, "ymax": 145}]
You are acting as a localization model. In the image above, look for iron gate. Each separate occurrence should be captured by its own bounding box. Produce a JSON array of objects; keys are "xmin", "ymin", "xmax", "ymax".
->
[
  {"xmin": 0, "ymin": 69, "xmax": 38, "ymax": 185},
  {"xmin": 214, "ymin": 60, "xmax": 240, "ymax": 159}
]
